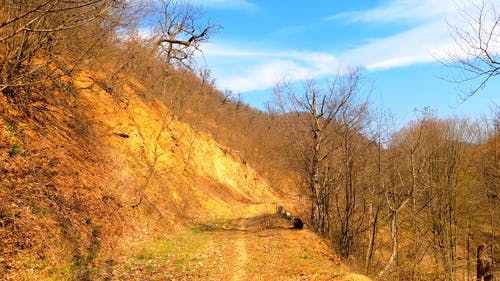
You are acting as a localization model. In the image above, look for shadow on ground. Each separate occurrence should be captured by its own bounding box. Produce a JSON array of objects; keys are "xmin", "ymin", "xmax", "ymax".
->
[{"xmin": 192, "ymin": 213, "xmax": 302, "ymax": 233}]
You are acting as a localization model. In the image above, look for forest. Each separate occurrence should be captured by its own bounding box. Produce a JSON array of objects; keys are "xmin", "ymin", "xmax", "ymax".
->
[{"xmin": 0, "ymin": 0, "xmax": 498, "ymax": 280}]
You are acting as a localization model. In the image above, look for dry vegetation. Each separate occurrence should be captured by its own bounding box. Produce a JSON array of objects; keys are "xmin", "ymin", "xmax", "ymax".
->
[
  {"xmin": 270, "ymin": 72, "xmax": 499, "ymax": 280},
  {"xmin": 0, "ymin": 1, "xmax": 498, "ymax": 281}
]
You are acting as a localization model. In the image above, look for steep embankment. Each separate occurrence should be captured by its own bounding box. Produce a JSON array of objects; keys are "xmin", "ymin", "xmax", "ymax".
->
[
  {"xmin": 74, "ymin": 70, "xmax": 279, "ymax": 222},
  {"xmin": 0, "ymin": 68, "xmax": 278, "ymax": 279},
  {"xmin": 0, "ymin": 68, "xmax": 371, "ymax": 280}
]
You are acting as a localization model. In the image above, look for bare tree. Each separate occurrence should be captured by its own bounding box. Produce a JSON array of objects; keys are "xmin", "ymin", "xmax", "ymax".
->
[
  {"xmin": 149, "ymin": 0, "xmax": 221, "ymax": 68},
  {"xmin": 0, "ymin": 0, "xmax": 129, "ymax": 104},
  {"xmin": 447, "ymin": 0, "xmax": 500, "ymax": 99},
  {"xmin": 274, "ymin": 69, "xmax": 367, "ymax": 241},
  {"xmin": 376, "ymin": 110, "xmax": 431, "ymax": 280},
  {"xmin": 363, "ymin": 109, "xmax": 392, "ymax": 273}
]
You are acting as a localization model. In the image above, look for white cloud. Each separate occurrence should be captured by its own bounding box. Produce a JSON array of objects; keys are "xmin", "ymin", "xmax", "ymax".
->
[
  {"xmin": 201, "ymin": 17, "xmax": 454, "ymax": 92},
  {"xmin": 220, "ymin": 60, "xmax": 309, "ymax": 92},
  {"xmin": 341, "ymin": 20, "xmax": 452, "ymax": 70},
  {"xmin": 328, "ymin": 0, "xmax": 463, "ymax": 24},
  {"xmin": 200, "ymin": 0, "xmax": 493, "ymax": 93},
  {"xmin": 334, "ymin": 0, "xmax": 500, "ymax": 71},
  {"xmin": 201, "ymin": 44, "xmax": 340, "ymax": 92}
]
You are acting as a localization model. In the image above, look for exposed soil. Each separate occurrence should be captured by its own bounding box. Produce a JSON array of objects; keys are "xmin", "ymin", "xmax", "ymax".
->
[
  {"xmin": 110, "ymin": 206, "xmax": 371, "ymax": 281},
  {"xmin": 0, "ymin": 69, "xmax": 371, "ymax": 280}
]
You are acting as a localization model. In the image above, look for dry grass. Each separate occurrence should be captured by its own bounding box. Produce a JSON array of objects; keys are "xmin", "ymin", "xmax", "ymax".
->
[
  {"xmin": 111, "ymin": 214, "xmax": 370, "ymax": 281},
  {"xmin": 0, "ymin": 66, "xmax": 282, "ymax": 279},
  {"xmin": 0, "ymin": 58, "xmax": 371, "ymax": 280}
]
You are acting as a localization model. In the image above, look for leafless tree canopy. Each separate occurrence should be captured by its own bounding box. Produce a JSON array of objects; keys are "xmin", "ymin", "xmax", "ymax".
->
[
  {"xmin": 149, "ymin": 0, "xmax": 221, "ymax": 68},
  {"xmin": 447, "ymin": 0, "xmax": 500, "ymax": 99},
  {"xmin": 274, "ymin": 69, "xmax": 371, "ymax": 258},
  {"xmin": 0, "ymin": 0, "xmax": 128, "ymax": 102},
  {"xmin": 0, "ymin": 0, "xmax": 219, "ymax": 107}
]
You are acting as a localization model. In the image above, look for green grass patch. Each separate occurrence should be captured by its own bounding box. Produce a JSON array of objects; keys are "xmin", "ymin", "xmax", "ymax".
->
[
  {"xmin": 152, "ymin": 232, "xmax": 204, "ymax": 258},
  {"xmin": 84, "ymin": 216, "xmax": 92, "ymax": 225},
  {"xmin": 136, "ymin": 251, "xmax": 153, "ymax": 261},
  {"xmin": 9, "ymin": 143, "xmax": 20, "ymax": 157},
  {"xmin": 31, "ymin": 203, "xmax": 46, "ymax": 216},
  {"xmin": 191, "ymin": 223, "xmax": 218, "ymax": 233},
  {"xmin": 3, "ymin": 120, "xmax": 20, "ymax": 137},
  {"xmin": 123, "ymin": 229, "xmax": 212, "ymax": 278}
]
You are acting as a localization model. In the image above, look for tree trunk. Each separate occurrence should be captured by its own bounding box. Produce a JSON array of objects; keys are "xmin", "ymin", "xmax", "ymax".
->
[
  {"xmin": 365, "ymin": 204, "xmax": 379, "ymax": 272},
  {"xmin": 378, "ymin": 211, "xmax": 398, "ymax": 279}
]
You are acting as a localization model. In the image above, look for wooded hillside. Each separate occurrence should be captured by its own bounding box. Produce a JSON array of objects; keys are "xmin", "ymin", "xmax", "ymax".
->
[{"xmin": 0, "ymin": 1, "xmax": 498, "ymax": 280}]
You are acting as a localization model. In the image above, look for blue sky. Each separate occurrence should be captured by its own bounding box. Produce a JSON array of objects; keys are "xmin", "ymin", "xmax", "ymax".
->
[{"xmin": 191, "ymin": 0, "xmax": 499, "ymax": 126}]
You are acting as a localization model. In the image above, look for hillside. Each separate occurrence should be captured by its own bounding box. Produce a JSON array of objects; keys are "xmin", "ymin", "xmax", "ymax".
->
[
  {"xmin": 0, "ymin": 67, "xmax": 371, "ymax": 280},
  {"xmin": 1, "ymin": 1, "xmax": 498, "ymax": 280}
]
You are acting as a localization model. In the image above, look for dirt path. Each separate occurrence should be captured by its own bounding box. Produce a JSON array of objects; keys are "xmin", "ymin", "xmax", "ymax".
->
[
  {"xmin": 112, "ymin": 209, "xmax": 372, "ymax": 280},
  {"xmin": 232, "ymin": 220, "xmax": 248, "ymax": 281}
]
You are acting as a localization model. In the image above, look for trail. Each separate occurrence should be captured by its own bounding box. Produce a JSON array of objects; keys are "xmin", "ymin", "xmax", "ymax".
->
[
  {"xmin": 232, "ymin": 219, "xmax": 249, "ymax": 281},
  {"xmin": 112, "ymin": 206, "xmax": 372, "ymax": 281}
]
